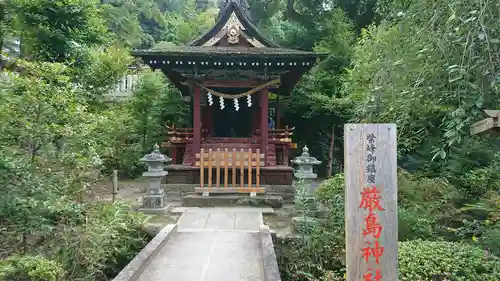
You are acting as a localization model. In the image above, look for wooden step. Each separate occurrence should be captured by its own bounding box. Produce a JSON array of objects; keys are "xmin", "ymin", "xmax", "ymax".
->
[{"xmin": 183, "ymin": 144, "xmax": 194, "ymax": 165}]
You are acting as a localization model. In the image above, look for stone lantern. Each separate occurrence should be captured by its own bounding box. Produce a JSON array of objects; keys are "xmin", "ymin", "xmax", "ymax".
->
[
  {"xmin": 291, "ymin": 146, "xmax": 323, "ymax": 231},
  {"xmin": 291, "ymin": 146, "xmax": 322, "ymax": 180},
  {"xmin": 138, "ymin": 143, "xmax": 171, "ymax": 213}
]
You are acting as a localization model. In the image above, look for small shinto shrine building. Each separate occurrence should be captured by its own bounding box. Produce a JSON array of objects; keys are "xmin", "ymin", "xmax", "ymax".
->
[{"xmin": 132, "ymin": 0, "xmax": 326, "ymax": 191}]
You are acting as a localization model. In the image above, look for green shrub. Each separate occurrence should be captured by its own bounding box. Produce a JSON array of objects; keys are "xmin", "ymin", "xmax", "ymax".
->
[
  {"xmin": 313, "ymin": 174, "xmax": 345, "ymax": 242},
  {"xmin": 399, "ymin": 240, "xmax": 500, "ymax": 281},
  {"xmin": 315, "ymin": 174, "xmax": 344, "ymax": 204},
  {"xmin": 0, "ymin": 255, "xmax": 65, "ymax": 281},
  {"xmin": 279, "ymin": 173, "xmax": 500, "ymax": 281},
  {"xmin": 481, "ymin": 224, "xmax": 500, "ymax": 257},
  {"xmin": 459, "ymin": 153, "xmax": 500, "ymax": 199},
  {"xmin": 44, "ymin": 202, "xmax": 151, "ymax": 280},
  {"xmin": 101, "ymin": 141, "xmax": 144, "ymax": 179},
  {"xmin": 315, "ymin": 171, "xmax": 459, "ymax": 212},
  {"xmin": 398, "ymin": 170, "xmax": 461, "ymax": 239},
  {"xmin": 315, "ymin": 171, "xmax": 458, "ymax": 240},
  {"xmin": 275, "ymin": 176, "xmax": 346, "ymax": 280},
  {"xmin": 398, "ymin": 169, "xmax": 459, "ymax": 214},
  {"xmin": 457, "ymin": 193, "xmax": 500, "ymax": 256},
  {"xmin": 276, "ymin": 235, "xmax": 345, "ymax": 281},
  {"xmin": 398, "ymin": 207, "xmax": 436, "ymax": 241}
]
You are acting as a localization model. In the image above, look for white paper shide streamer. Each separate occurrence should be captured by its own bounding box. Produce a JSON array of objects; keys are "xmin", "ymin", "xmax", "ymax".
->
[
  {"xmin": 208, "ymin": 92, "xmax": 252, "ymax": 112},
  {"xmin": 233, "ymin": 98, "xmax": 239, "ymax": 111},
  {"xmin": 207, "ymin": 93, "xmax": 213, "ymax": 106},
  {"xmin": 219, "ymin": 96, "xmax": 225, "ymax": 110}
]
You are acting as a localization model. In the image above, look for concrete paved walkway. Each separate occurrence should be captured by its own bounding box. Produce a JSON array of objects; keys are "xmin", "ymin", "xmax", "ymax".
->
[{"xmin": 120, "ymin": 208, "xmax": 279, "ymax": 281}]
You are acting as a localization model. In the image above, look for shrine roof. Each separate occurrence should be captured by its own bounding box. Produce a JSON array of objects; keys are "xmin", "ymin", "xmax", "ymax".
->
[
  {"xmin": 132, "ymin": 46, "xmax": 326, "ymax": 59},
  {"xmin": 189, "ymin": 0, "xmax": 277, "ymax": 47},
  {"xmin": 129, "ymin": 0, "xmax": 327, "ymax": 97}
]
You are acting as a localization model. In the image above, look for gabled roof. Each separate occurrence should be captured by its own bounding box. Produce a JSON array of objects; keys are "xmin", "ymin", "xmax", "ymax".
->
[
  {"xmin": 130, "ymin": 0, "xmax": 327, "ymax": 97},
  {"xmin": 189, "ymin": 0, "xmax": 279, "ymax": 48}
]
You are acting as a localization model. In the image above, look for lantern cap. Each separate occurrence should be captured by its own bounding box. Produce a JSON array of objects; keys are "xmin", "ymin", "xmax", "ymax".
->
[
  {"xmin": 140, "ymin": 143, "xmax": 171, "ymax": 163},
  {"xmin": 291, "ymin": 145, "xmax": 321, "ymax": 165}
]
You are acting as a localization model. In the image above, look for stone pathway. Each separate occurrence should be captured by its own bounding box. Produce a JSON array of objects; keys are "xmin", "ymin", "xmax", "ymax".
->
[{"xmin": 134, "ymin": 208, "xmax": 273, "ymax": 281}]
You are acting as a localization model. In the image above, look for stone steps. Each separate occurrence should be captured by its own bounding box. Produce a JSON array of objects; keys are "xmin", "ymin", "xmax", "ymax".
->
[{"xmin": 182, "ymin": 194, "xmax": 284, "ymax": 208}]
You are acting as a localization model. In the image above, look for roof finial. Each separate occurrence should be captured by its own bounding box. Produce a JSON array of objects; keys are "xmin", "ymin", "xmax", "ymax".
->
[
  {"xmin": 217, "ymin": 0, "xmax": 251, "ymax": 21},
  {"xmin": 219, "ymin": 0, "xmax": 249, "ymax": 9}
]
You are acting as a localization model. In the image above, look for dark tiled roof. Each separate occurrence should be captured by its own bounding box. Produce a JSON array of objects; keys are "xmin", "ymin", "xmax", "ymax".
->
[{"xmin": 132, "ymin": 46, "xmax": 327, "ymax": 58}]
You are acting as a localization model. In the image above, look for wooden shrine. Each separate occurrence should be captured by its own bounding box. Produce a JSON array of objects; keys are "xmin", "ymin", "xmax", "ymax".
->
[{"xmin": 132, "ymin": 0, "xmax": 326, "ymax": 191}]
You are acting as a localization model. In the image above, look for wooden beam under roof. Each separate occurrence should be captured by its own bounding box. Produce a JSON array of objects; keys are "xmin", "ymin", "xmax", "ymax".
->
[{"xmin": 470, "ymin": 110, "xmax": 500, "ymax": 136}]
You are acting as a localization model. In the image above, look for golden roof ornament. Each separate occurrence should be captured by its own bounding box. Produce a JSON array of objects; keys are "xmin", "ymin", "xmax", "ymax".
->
[{"xmin": 227, "ymin": 25, "xmax": 241, "ymax": 44}]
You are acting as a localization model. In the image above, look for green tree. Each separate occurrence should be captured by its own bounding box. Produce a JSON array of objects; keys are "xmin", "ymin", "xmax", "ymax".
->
[
  {"xmin": 0, "ymin": 59, "xmax": 150, "ymax": 280},
  {"xmin": 100, "ymin": 2, "xmax": 144, "ymax": 47},
  {"xmin": 345, "ymin": 0, "xmax": 499, "ymax": 165},
  {"xmin": 70, "ymin": 45, "xmax": 133, "ymax": 109},
  {"xmin": 129, "ymin": 69, "xmax": 187, "ymax": 152},
  {"xmin": 161, "ymin": 2, "xmax": 217, "ymax": 45},
  {"xmin": 12, "ymin": 0, "xmax": 107, "ymax": 62},
  {"xmin": 280, "ymin": 7, "xmax": 355, "ymax": 176}
]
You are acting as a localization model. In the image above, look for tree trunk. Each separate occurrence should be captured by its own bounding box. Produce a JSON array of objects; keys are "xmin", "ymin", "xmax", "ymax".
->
[{"xmin": 326, "ymin": 125, "xmax": 335, "ymax": 178}]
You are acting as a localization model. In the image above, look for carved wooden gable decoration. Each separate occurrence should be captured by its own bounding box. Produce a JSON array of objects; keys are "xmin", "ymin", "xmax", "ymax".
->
[
  {"xmin": 202, "ymin": 12, "xmax": 265, "ymax": 47},
  {"xmin": 189, "ymin": 0, "xmax": 278, "ymax": 48}
]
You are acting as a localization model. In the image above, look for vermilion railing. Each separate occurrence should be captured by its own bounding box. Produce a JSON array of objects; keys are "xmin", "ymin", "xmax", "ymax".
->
[
  {"xmin": 269, "ymin": 125, "xmax": 295, "ymax": 143},
  {"xmin": 166, "ymin": 124, "xmax": 194, "ymax": 144},
  {"xmin": 166, "ymin": 124, "xmax": 213, "ymax": 144}
]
